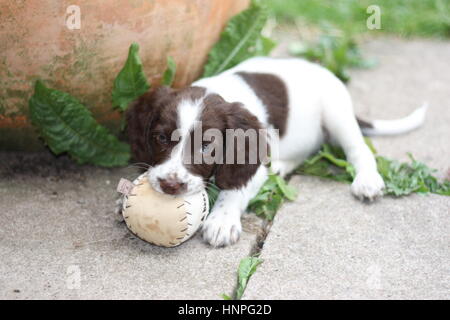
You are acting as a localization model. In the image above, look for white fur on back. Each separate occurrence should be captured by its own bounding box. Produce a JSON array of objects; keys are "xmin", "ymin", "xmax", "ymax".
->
[{"xmin": 194, "ymin": 57, "xmax": 336, "ymax": 162}]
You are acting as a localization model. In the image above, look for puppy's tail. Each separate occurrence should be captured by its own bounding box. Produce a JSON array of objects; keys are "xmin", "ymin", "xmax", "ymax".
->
[{"xmin": 357, "ymin": 103, "xmax": 428, "ymax": 136}]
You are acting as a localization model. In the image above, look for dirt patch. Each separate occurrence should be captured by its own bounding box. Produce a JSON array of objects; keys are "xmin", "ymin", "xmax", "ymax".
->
[{"xmin": 0, "ymin": 151, "xmax": 91, "ymax": 182}]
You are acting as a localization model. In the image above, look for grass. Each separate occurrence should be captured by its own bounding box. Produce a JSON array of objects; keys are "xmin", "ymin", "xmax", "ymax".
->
[
  {"xmin": 289, "ymin": 33, "xmax": 376, "ymax": 82},
  {"xmin": 247, "ymin": 172, "xmax": 298, "ymax": 221},
  {"xmin": 266, "ymin": 0, "xmax": 450, "ymax": 38},
  {"xmin": 296, "ymin": 141, "xmax": 450, "ymax": 197},
  {"xmin": 264, "ymin": 0, "xmax": 450, "ymax": 83}
]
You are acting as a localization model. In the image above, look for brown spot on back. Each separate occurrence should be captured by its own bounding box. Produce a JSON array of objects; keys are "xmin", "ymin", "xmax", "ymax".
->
[{"xmin": 236, "ymin": 72, "xmax": 289, "ymax": 137}]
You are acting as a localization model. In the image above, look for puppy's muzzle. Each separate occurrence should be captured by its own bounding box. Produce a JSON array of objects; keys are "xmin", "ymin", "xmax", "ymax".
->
[{"xmin": 158, "ymin": 177, "xmax": 187, "ymax": 195}]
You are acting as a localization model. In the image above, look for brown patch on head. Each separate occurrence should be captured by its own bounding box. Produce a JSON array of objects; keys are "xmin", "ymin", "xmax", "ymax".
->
[
  {"xmin": 214, "ymin": 102, "xmax": 268, "ymax": 190},
  {"xmin": 126, "ymin": 86, "xmax": 206, "ymax": 166},
  {"xmin": 184, "ymin": 94, "xmax": 227, "ymax": 181},
  {"xmin": 186, "ymin": 94, "xmax": 268, "ymax": 190},
  {"xmin": 236, "ymin": 72, "xmax": 289, "ymax": 137},
  {"xmin": 127, "ymin": 87, "xmax": 267, "ymax": 191}
]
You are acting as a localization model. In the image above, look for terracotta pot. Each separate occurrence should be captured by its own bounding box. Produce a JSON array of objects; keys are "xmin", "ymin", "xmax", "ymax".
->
[{"xmin": 0, "ymin": 0, "xmax": 250, "ymax": 151}]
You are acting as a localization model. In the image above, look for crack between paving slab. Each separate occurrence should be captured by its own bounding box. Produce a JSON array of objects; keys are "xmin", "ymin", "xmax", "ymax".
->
[
  {"xmin": 228, "ymin": 173, "xmax": 297, "ymax": 299},
  {"xmin": 227, "ymin": 218, "xmax": 272, "ymax": 300},
  {"xmin": 249, "ymin": 219, "xmax": 272, "ymax": 257},
  {"xmin": 227, "ymin": 214, "xmax": 280, "ymax": 300}
]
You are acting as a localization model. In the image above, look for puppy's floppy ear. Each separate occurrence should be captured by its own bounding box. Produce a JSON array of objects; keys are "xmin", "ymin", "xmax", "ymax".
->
[
  {"xmin": 214, "ymin": 103, "xmax": 268, "ymax": 190},
  {"xmin": 126, "ymin": 87, "xmax": 173, "ymax": 164}
]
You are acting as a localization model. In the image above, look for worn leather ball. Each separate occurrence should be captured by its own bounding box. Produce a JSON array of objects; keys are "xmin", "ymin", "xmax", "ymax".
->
[{"xmin": 119, "ymin": 174, "xmax": 209, "ymax": 247}]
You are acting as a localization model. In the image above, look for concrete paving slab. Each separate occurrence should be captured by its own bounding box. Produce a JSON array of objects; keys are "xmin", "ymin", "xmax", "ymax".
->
[
  {"xmin": 1, "ymin": 37, "xmax": 449, "ymax": 300},
  {"xmin": 243, "ymin": 176, "xmax": 449, "ymax": 299},
  {"xmin": 349, "ymin": 37, "xmax": 450, "ymax": 178},
  {"xmin": 244, "ymin": 38, "xmax": 450, "ymax": 299},
  {"xmin": 0, "ymin": 154, "xmax": 263, "ymax": 299}
]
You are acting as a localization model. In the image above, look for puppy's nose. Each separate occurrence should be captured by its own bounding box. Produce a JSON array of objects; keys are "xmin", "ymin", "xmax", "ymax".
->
[{"xmin": 158, "ymin": 178, "xmax": 187, "ymax": 195}]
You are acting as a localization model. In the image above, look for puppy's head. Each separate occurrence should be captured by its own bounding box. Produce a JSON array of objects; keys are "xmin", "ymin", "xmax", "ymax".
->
[{"xmin": 126, "ymin": 86, "xmax": 268, "ymax": 196}]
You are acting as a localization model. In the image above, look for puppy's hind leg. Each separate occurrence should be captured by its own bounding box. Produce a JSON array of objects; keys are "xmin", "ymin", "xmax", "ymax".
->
[
  {"xmin": 270, "ymin": 160, "xmax": 301, "ymax": 178},
  {"xmin": 322, "ymin": 83, "xmax": 385, "ymax": 200}
]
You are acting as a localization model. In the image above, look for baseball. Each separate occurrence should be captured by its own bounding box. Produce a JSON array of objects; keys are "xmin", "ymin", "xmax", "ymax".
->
[{"xmin": 118, "ymin": 173, "xmax": 209, "ymax": 247}]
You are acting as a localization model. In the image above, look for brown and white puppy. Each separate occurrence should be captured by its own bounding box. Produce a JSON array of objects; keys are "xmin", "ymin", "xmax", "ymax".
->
[{"xmin": 126, "ymin": 57, "xmax": 427, "ymax": 247}]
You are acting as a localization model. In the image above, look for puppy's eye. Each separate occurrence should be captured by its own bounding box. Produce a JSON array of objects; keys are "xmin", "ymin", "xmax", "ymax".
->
[
  {"xmin": 201, "ymin": 142, "xmax": 211, "ymax": 153},
  {"xmin": 154, "ymin": 133, "xmax": 168, "ymax": 145}
]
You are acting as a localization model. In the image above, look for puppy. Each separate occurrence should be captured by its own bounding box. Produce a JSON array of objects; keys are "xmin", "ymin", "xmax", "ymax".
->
[{"xmin": 126, "ymin": 57, "xmax": 427, "ymax": 247}]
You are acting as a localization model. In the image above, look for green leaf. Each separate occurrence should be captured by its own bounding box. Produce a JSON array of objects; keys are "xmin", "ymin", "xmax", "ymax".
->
[
  {"xmin": 206, "ymin": 182, "xmax": 220, "ymax": 211},
  {"xmin": 274, "ymin": 175, "xmax": 297, "ymax": 200},
  {"xmin": 289, "ymin": 33, "xmax": 375, "ymax": 83},
  {"xmin": 161, "ymin": 56, "xmax": 177, "ymax": 87},
  {"xmin": 248, "ymin": 173, "xmax": 297, "ymax": 220},
  {"xmin": 297, "ymin": 140, "xmax": 449, "ymax": 197},
  {"xmin": 297, "ymin": 158, "xmax": 333, "ymax": 178},
  {"xmin": 112, "ymin": 43, "xmax": 150, "ymax": 111},
  {"xmin": 320, "ymin": 151, "xmax": 350, "ymax": 169},
  {"xmin": 235, "ymin": 256, "xmax": 262, "ymax": 300},
  {"xmin": 364, "ymin": 137, "xmax": 377, "ymax": 154},
  {"xmin": 221, "ymin": 293, "xmax": 232, "ymax": 300},
  {"xmin": 202, "ymin": 0, "xmax": 270, "ymax": 77},
  {"xmin": 255, "ymin": 36, "xmax": 277, "ymax": 56},
  {"xmin": 29, "ymin": 80, "xmax": 130, "ymax": 167},
  {"xmin": 376, "ymin": 155, "xmax": 450, "ymax": 196},
  {"xmin": 297, "ymin": 143, "xmax": 355, "ymax": 182}
]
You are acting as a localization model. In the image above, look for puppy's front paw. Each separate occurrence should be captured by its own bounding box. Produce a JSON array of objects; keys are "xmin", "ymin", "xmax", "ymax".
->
[
  {"xmin": 202, "ymin": 210, "xmax": 242, "ymax": 247},
  {"xmin": 351, "ymin": 171, "xmax": 385, "ymax": 201}
]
